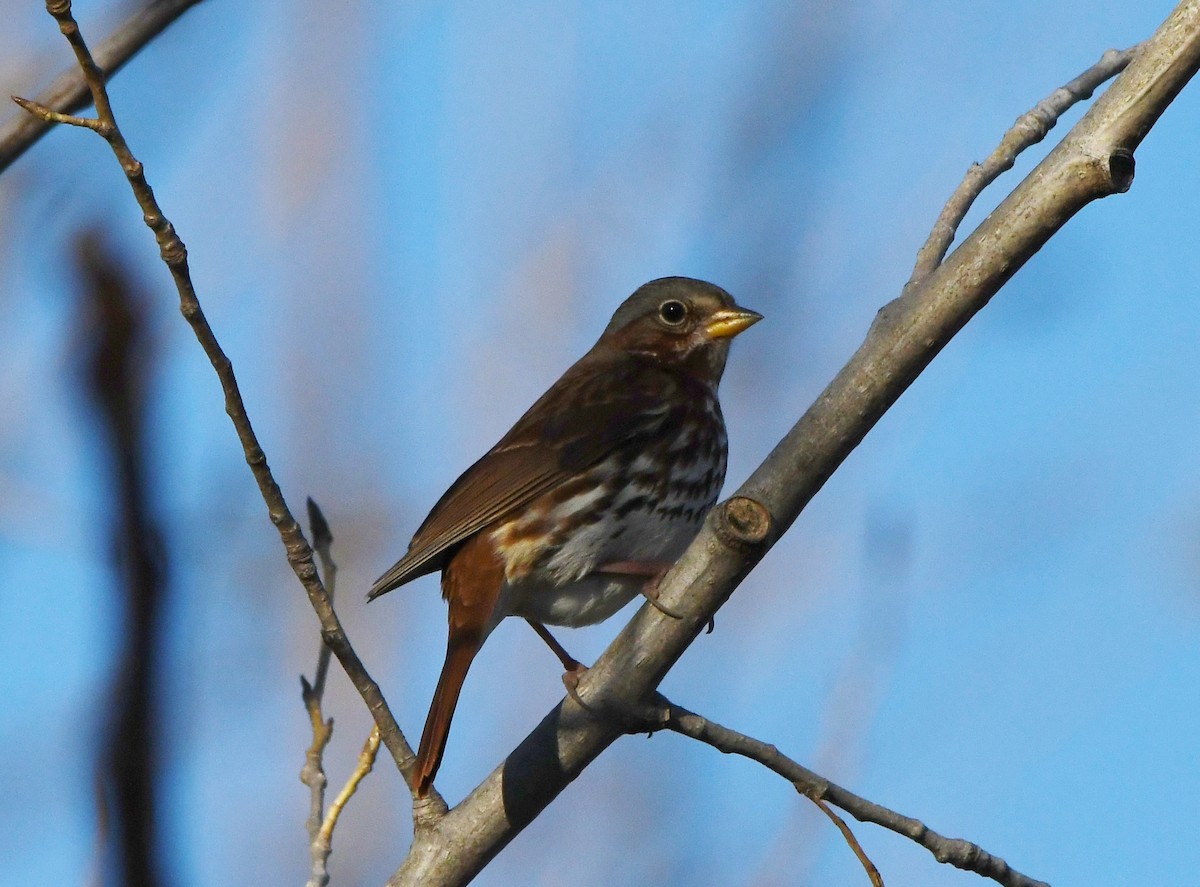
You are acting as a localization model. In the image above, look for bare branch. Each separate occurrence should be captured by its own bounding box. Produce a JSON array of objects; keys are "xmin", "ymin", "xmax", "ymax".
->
[
  {"xmin": 392, "ymin": 3, "xmax": 1200, "ymax": 883},
  {"xmin": 11, "ymin": 95, "xmax": 106, "ymax": 132},
  {"xmin": 319, "ymin": 727, "xmax": 382, "ymax": 850},
  {"xmin": 298, "ymin": 499, "xmax": 384, "ymax": 886},
  {"xmin": 0, "ymin": 0, "xmax": 203, "ymax": 173},
  {"xmin": 300, "ymin": 675, "xmax": 333, "ymax": 886},
  {"xmin": 907, "ymin": 44, "xmax": 1142, "ymax": 285},
  {"xmin": 810, "ymin": 799, "xmax": 883, "ymax": 887},
  {"xmin": 306, "ymin": 498, "xmax": 337, "ymax": 701},
  {"xmin": 658, "ymin": 697, "xmax": 1045, "ymax": 887},
  {"xmin": 24, "ymin": 0, "xmax": 1200, "ymax": 883},
  {"xmin": 299, "ymin": 498, "xmax": 337, "ymax": 887},
  {"xmin": 14, "ymin": 0, "xmax": 434, "ymax": 808},
  {"xmin": 301, "ymin": 705, "xmax": 380, "ymax": 887}
]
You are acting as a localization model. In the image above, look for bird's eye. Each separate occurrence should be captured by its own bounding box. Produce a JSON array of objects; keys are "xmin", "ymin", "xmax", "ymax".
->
[{"xmin": 658, "ymin": 299, "xmax": 688, "ymax": 325}]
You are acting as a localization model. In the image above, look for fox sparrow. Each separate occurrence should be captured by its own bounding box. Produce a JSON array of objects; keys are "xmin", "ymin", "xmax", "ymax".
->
[{"xmin": 368, "ymin": 276, "xmax": 761, "ymax": 797}]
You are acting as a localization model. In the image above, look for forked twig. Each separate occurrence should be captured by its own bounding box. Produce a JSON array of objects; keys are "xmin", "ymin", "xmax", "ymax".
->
[
  {"xmin": 13, "ymin": 0, "xmax": 435, "ymax": 810},
  {"xmin": 0, "ymin": 0, "xmax": 204, "ymax": 173},
  {"xmin": 907, "ymin": 44, "xmax": 1141, "ymax": 286},
  {"xmin": 653, "ymin": 695, "xmax": 1048, "ymax": 887}
]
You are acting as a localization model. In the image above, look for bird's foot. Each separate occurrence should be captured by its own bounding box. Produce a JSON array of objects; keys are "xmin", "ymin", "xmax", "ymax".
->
[
  {"xmin": 598, "ymin": 560, "xmax": 685, "ymax": 619},
  {"xmin": 640, "ymin": 574, "xmax": 686, "ymax": 619},
  {"xmin": 561, "ymin": 661, "xmax": 594, "ymax": 711},
  {"xmin": 561, "ymin": 664, "xmax": 669, "ymax": 735}
]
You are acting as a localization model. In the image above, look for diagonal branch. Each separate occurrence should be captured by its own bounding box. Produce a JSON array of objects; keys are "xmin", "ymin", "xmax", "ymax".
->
[
  {"xmin": 656, "ymin": 696, "xmax": 1046, "ymax": 887},
  {"xmin": 18, "ymin": 0, "xmax": 1200, "ymax": 884},
  {"xmin": 392, "ymin": 3, "xmax": 1200, "ymax": 884},
  {"xmin": 0, "ymin": 0, "xmax": 204, "ymax": 174},
  {"xmin": 12, "ymin": 0, "xmax": 440, "ymax": 813}
]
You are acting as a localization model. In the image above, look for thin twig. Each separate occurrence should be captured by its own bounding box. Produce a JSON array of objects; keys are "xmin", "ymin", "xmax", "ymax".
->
[
  {"xmin": 11, "ymin": 95, "xmax": 106, "ymax": 132},
  {"xmin": 811, "ymin": 798, "xmax": 883, "ymax": 887},
  {"xmin": 300, "ymin": 499, "xmax": 337, "ymax": 886},
  {"xmin": 306, "ymin": 498, "xmax": 337, "ymax": 701},
  {"xmin": 906, "ymin": 44, "xmax": 1141, "ymax": 286},
  {"xmin": 300, "ymin": 675, "xmax": 334, "ymax": 886},
  {"xmin": 656, "ymin": 696, "xmax": 1048, "ymax": 887},
  {"xmin": 15, "ymin": 0, "xmax": 439, "ymax": 811},
  {"xmin": 300, "ymin": 700, "xmax": 382, "ymax": 887},
  {"xmin": 320, "ymin": 727, "xmax": 383, "ymax": 849},
  {"xmin": 0, "ymin": 0, "xmax": 204, "ymax": 173},
  {"xmin": 298, "ymin": 500, "xmax": 380, "ymax": 886}
]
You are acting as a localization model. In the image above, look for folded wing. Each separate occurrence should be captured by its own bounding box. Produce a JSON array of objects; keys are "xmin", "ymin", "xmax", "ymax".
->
[{"xmin": 366, "ymin": 353, "xmax": 675, "ymax": 599}]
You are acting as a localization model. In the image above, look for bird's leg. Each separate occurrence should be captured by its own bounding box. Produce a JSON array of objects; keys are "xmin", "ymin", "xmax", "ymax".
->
[
  {"xmin": 595, "ymin": 560, "xmax": 686, "ymax": 619},
  {"xmin": 526, "ymin": 619, "xmax": 584, "ymax": 672},
  {"xmin": 525, "ymin": 616, "xmax": 667, "ymax": 732},
  {"xmin": 525, "ymin": 619, "xmax": 593, "ymax": 709}
]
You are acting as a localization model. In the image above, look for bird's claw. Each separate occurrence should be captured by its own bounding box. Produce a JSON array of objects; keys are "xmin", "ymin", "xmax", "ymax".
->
[
  {"xmin": 640, "ymin": 576, "xmax": 686, "ymax": 619},
  {"xmin": 561, "ymin": 663, "xmax": 594, "ymax": 712},
  {"xmin": 563, "ymin": 666, "xmax": 668, "ymax": 735}
]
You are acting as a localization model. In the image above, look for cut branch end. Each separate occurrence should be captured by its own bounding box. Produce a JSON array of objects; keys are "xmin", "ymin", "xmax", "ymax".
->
[
  {"xmin": 714, "ymin": 496, "xmax": 772, "ymax": 550},
  {"xmin": 1109, "ymin": 149, "xmax": 1136, "ymax": 191}
]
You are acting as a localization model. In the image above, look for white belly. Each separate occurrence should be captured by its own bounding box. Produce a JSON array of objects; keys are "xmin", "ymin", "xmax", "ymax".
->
[
  {"xmin": 489, "ymin": 382, "xmax": 725, "ymax": 630},
  {"xmin": 499, "ymin": 506, "xmax": 702, "ymax": 627},
  {"xmin": 504, "ymin": 572, "xmax": 643, "ymax": 627}
]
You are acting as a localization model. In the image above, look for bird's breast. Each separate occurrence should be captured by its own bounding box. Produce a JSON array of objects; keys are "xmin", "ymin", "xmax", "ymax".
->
[{"xmin": 488, "ymin": 385, "xmax": 727, "ymax": 627}]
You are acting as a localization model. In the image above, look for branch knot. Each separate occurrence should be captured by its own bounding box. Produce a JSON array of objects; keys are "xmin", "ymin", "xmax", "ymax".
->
[{"xmin": 713, "ymin": 496, "xmax": 771, "ymax": 552}]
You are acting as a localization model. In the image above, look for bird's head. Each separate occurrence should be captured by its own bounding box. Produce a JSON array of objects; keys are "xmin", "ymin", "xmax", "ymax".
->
[{"xmin": 600, "ymin": 277, "xmax": 762, "ymax": 382}]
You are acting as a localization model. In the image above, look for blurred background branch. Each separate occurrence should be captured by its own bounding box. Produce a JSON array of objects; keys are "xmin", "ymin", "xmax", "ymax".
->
[
  {"xmin": 75, "ymin": 229, "xmax": 167, "ymax": 887},
  {"xmin": 12, "ymin": 0, "xmax": 422, "ymax": 799}
]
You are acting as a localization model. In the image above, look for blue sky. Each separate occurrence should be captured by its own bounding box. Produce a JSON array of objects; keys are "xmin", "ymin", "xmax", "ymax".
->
[{"xmin": 2, "ymin": 2, "xmax": 1197, "ymax": 885}]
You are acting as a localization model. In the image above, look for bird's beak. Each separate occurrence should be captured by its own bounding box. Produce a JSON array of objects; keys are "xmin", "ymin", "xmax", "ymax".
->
[{"xmin": 705, "ymin": 307, "xmax": 763, "ymax": 340}]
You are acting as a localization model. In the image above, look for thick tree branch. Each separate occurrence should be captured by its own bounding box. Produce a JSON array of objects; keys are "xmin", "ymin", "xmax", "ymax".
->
[
  {"xmin": 0, "ymin": 0, "xmax": 204, "ymax": 174},
  {"xmin": 392, "ymin": 3, "xmax": 1200, "ymax": 884},
  {"xmin": 11, "ymin": 0, "xmax": 437, "ymax": 812}
]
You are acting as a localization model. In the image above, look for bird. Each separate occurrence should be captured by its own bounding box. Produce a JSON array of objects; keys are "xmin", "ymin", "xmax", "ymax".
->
[{"xmin": 367, "ymin": 276, "xmax": 761, "ymax": 797}]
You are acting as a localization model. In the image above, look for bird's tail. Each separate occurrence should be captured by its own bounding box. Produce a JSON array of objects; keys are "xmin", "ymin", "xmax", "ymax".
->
[{"xmin": 416, "ymin": 633, "xmax": 481, "ymax": 797}]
